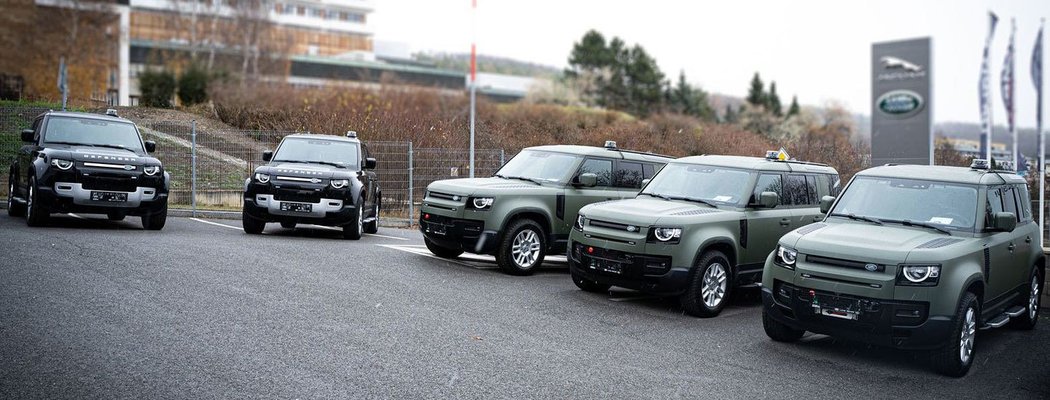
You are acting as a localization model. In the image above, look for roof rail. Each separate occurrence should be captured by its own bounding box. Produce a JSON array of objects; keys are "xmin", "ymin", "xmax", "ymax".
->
[
  {"xmin": 612, "ymin": 148, "xmax": 676, "ymax": 159},
  {"xmin": 777, "ymin": 159, "xmax": 830, "ymax": 167}
]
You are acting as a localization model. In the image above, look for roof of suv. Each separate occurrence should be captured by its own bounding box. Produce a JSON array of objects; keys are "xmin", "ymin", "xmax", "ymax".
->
[
  {"xmin": 528, "ymin": 144, "xmax": 673, "ymax": 163},
  {"xmin": 283, "ymin": 133, "xmax": 361, "ymax": 144},
  {"xmin": 857, "ymin": 164, "xmax": 1027, "ymax": 185},
  {"xmin": 674, "ymin": 155, "xmax": 839, "ymax": 174},
  {"xmin": 43, "ymin": 110, "xmax": 133, "ymax": 124}
]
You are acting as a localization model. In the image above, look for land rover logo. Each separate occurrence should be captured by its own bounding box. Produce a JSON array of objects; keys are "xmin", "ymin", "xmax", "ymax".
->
[
  {"xmin": 123, "ymin": 165, "xmax": 135, "ymax": 171},
  {"xmin": 626, "ymin": 225, "xmax": 638, "ymax": 233},
  {"xmin": 310, "ymin": 178, "xmax": 322, "ymax": 184},
  {"xmin": 864, "ymin": 263, "xmax": 879, "ymax": 272},
  {"xmin": 876, "ymin": 90, "xmax": 924, "ymax": 118}
]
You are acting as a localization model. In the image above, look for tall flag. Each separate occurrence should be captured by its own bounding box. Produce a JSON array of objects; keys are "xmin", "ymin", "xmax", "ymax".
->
[
  {"xmin": 1034, "ymin": 20, "xmax": 1045, "ymax": 245},
  {"xmin": 1001, "ymin": 19, "xmax": 1016, "ymax": 171},
  {"xmin": 980, "ymin": 12, "xmax": 999, "ymax": 161}
]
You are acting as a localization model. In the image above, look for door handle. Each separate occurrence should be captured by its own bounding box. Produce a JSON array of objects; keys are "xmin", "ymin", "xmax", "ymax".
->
[
  {"xmin": 780, "ymin": 218, "xmax": 791, "ymax": 227},
  {"xmin": 1026, "ymin": 236, "xmax": 1032, "ymax": 244},
  {"xmin": 1008, "ymin": 243, "xmax": 1016, "ymax": 251}
]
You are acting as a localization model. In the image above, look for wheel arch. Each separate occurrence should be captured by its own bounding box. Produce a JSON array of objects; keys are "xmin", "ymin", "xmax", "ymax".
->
[
  {"xmin": 692, "ymin": 237, "xmax": 737, "ymax": 274},
  {"xmin": 501, "ymin": 208, "xmax": 553, "ymax": 243}
]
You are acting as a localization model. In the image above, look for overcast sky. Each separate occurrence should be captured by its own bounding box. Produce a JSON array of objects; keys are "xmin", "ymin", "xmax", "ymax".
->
[{"xmin": 372, "ymin": 0, "xmax": 1049, "ymax": 127}]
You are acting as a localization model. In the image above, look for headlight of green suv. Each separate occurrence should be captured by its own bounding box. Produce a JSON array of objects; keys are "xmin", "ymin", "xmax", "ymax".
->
[
  {"xmin": 648, "ymin": 227, "xmax": 682, "ymax": 244},
  {"xmin": 50, "ymin": 159, "xmax": 74, "ymax": 171},
  {"xmin": 775, "ymin": 245, "xmax": 798, "ymax": 269},
  {"xmin": 469, "ymin": 197, "xmax": 494, "ymax": 210},
  {"xmin": 897, "ymin": 264, "xmax": 940, "ymax": 286},
  {"xmin": 574, "ymin": 214, "xmax": 586, "ymax": 231},
  {"xmin": 144, "ymin": 165, "xmax": 161, "ymax": 176}
]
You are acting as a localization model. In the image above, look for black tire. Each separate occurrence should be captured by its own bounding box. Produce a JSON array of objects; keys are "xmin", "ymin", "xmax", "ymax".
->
[
  {"xmin": 571, "ymin": 270, "xmax": 610, "ymax": 293},
  {"xmin": 932, "ymin": 292, "xmax": 979, "ymax": 377},
  {"xmin": 762, "ymin": 308, "xmax": 805, "ymax": 342},
  {"xmin": 342, "ymin": 201, "xmax": 363, "ymax": 240},
  {"xmin": 107, "ymin": 212, "xmax": 126, "ymax": 221},
  {"xmin": 25, "ymin": 176, "xmax": 49, "ymax": 227},
  {"xmin": 496, "ymin": 219, "xmax": 546, "ymax": 276},
  {"xmin": 364, "ymin": 203, "xmax": 379, "ymax": 234},
  {"xmin": 280, "ymin": 221, "xmax": 296, "ymax": 229},
  {"xmin": 424, "ymin": 237, "xmax": 463, "ymax": 259},
  {"xmin": 680, "ymin": 251, "xmax": 733, "ymax": 318},
  {"xmin": 141, "ymin": 204, "xmax": 167, "ymax": 231},
  {"xmin": 242, "ymin": 209, "xmax": 265, "ymax": 234},
  {"xmin": 7, "ymin": 177, "xmax": 25, "ymax": 217},
  {"xmin": 1010, "ymin": 268, "xmax": 1042, "ymax": 330}
]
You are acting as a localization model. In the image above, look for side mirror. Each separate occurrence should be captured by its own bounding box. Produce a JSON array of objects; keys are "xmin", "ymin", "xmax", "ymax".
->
[
  {"xmin": 364, "ymin": 157, "xmax": 377, "ymax": 170},
  {"xmin": 20, "ymin": 129, "xmax": 34, "ymax": 142},
  {"xmin": 819, "ymin": 195, "xmax": 835, "ymax": 214},
  {"xmin": 262, "ymin": 150, "xmax": 273, "ymax": 162},
  {"xmin": 990, "ymin": 212, "xmax": 1017, "ymax": 232},
  {"xmin": 575, "ymin": 173, "xmax": 598, "ymax": 188},
  {"xmin": 756, "ymin": 191, "xmax": 779, "ymax": 208},
  {"xmin": 143, "ymin": 140, "xmax": 156, "ymax": 153}
]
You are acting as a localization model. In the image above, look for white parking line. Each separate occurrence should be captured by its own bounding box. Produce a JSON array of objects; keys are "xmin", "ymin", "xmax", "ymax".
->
[
  {"xmin": 379, "ymin": 244, "xmax": 492, "ymax": 269},
  {"xmin": 190, "ymin": 218, "xmax": 242, "ymax": 231},
  {"xmin": 367, "ymin": 233, "xmax": 410, "ymax": 241}
]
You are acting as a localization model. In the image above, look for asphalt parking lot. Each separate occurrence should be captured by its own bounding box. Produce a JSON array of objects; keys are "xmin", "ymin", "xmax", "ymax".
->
[{"xmin": 1, "ymin": 214, "xmax": 1048, "ymax": 399}]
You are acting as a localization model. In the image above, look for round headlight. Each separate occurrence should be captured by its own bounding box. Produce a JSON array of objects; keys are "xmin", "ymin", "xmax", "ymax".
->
[
  {"xmin": 331, "ymin": 179, "xmax": 350, "ymax": 189},
  {"xmin": 472, "ymin": 197, "xmax": 494, "ymax": 209},
  {"xmin": 653, "ymin": 227, "xmax": 682, "ymax": 242},
  {"xmin": 777, "ymin": 245, "xmax": 798, "ymax": 266},
  {"xmin": 254, "ymin": 173, "xmax": 270, "ymax": 184},
  {"xmin": 575, "ymin": 214, "xmax": 586, "ymax": 230},
  {"xmin": 144, "ymin": 165, "xmax": 160, "ymax": 176},
  {"xmin": 903, "ymin": 265, "xmax": 934, "ymax": 283},
  {"xmin": 51, "ymin": 159, "xmax": 73, "ymax": 171}
]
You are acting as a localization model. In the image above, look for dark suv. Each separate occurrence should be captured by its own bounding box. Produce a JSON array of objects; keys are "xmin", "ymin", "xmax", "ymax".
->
[
  {"xmin": 6, "ymin": 110, "xmax": 169, "ymax": 230},
  {"xmin": 242, "ymin": 132, "xmax": 380, "ymax": 239}
]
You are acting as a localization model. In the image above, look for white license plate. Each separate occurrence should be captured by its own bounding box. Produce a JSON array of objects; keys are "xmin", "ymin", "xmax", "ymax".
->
[{"xmin": 819, "ymin": 307, "xmax": 859, "ymax": 320}]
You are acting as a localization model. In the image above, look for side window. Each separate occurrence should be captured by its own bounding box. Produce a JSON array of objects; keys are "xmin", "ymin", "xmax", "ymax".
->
[
  {"xmin": 614, "ymin": 161, "xmax": 644, "ymax": 188},
  {"xmin": 804, "ymin": 175, "xmax": 819, "ymax": 203},
  {"xmin": 1015, "ymin": 184, "xmax": 1033, "ymax": 222},
  {"xmin": 986, "ymin": 187, "xmax": 1004, "ymax": 226},
  {"xmin": 31, "ymin": 118, "xmax": 42, "ymax": 142},
  {"xmin": 1001, "ymin": 186, "xmax": 1021, "ymax": 222},
  {"xmin": 642, "ymin": 163, "xmax": 656, "ymax": 180},
  {"xmin": 814, "ymin": 174, "xmax": 830, "ymax": 198},
  {"xmin": 752, "ymin": 174, "xmax": 782, "ymax": 203},
  {"xmin": 784, "ymin": 174, "xmax": 811, "ymax": 206},
  {"xmin": 578, "ymin": 158, "xmax": 612, "ymax": 187}
]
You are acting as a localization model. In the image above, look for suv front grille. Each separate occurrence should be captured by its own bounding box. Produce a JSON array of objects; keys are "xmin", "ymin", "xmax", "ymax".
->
[
  {"xmin": 427, "ymin": 191, "xmax": 462, "ymax": 202},
  {"xmin": 589, "ymin": 219, "xmax": 636, "ymax": 232},
  {"xmin": 81, "ymin": 176, "xmax": 137, "ymax": 192},
  {"xmin": 806, "ymin": 254, "xmax": 885, "ymax": 273}
]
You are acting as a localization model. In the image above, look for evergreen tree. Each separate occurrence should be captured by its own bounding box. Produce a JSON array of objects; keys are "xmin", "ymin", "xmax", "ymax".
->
[
  {"xmin": 746, "ymin": 72, "xmax": 765, "ymax": 107},
  {"xmin": 723, "ymin": 104, "xmax": 738, "ymax": 124},
  {"xmin": 767, "ymin": 81, "xmax": 782, "ymax": 117},
  {"xmin": 623, "ymin": 45, "xmax": 665, "ymax": 116},
  {"xmin": 787, "ymin": 95, "xmax": 801, "ymax": 117}
]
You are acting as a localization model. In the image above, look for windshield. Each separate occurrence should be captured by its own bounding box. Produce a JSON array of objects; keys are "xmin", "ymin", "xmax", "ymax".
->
[
  {"xmin": 273, "ymin": 138, "xmax": 360, "ymax": 168},
  {"xmin": 831, "ymin": 177, "xmax": 978, "ymax": 231},
  {"xmin": 641, "ymin": 163, "xmax": 753, "ymax": 205},
  {"xmin": 43, "ymin": 117, "xmax": 144, "ymax": 152},
  {"xmin": 494, "ymin": 150, "xmax": 581, "ymax": 183}
]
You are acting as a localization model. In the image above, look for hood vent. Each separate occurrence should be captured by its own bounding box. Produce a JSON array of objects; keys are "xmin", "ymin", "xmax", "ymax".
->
[
  {"xmin": 672, "ymin": 208, "xmax": 719, "ymax": 216},
  {"xmin": 796, "ymin": 223, "xmax": 827, "ymax": 235},
  {"xmin": 916, "ymin": 238, "xmax": 964, "ymax": 249}
]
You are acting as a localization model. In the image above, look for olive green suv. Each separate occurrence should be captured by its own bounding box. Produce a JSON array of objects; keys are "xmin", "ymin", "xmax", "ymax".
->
[
  {"xmin": 568, "ymin": 153, "xmax": 840, "ymax": 317},
  {"xmin": 420, "ymin": 142, "xmax": 671, "ymax": 275},
  {"xmin": 761, "ymin": 161, "xmax": 1044, "ymax": 377}
]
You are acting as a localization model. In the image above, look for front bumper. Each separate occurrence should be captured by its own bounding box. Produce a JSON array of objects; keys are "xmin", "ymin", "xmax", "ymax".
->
[
  {"xmin": 568, "ymin": 240, "xmax": 688, "ymax": 294},
  {"xmin": 38, "ymin": 182, "xmax": 167, "ymax": 215},
  {"xmin": 762, "ymin": 280, "xmax": 953, "ymax": 350},
  {"xmin": 419, "ymin": 211, "xmax": 499, "ymax": 254},
  {"xmin": 243, "ymin": 194, "xmax": 356, "ymax": 226}
]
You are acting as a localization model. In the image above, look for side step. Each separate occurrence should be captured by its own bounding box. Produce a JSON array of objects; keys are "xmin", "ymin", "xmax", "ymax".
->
[{"xmin": 980, "ymin": 306, "xmax": 1027, "ymax": 330}]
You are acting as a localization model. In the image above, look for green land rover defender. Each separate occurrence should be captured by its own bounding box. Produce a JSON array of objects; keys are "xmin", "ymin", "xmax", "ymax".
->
[
  {"xmin": 761, "ymin": 161, "xmax": 1044, "ymax": 377},
  {"xmin": 420, "ymin": 142, "xmax": 672, "ymax": 275},
  {"xmin": 568, "ymin": 153, "xmax": 840, "ymax": 317}
]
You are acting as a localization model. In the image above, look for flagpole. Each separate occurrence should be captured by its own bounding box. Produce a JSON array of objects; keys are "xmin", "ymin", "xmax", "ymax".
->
[
  {"xmin": 1037, "ymin": 19, "xmax": 1045, "ymax": 246},
  {"xmin": 468, "ymin": 0, "xmax": 477, "ymax": 179},
  {"xmin": 981, "ymin": 12, "xmax": 998, "ymax": 162},
  {"xmin": 1009, "ymin": 19, "xmax": 1017, "ymax": 172}
]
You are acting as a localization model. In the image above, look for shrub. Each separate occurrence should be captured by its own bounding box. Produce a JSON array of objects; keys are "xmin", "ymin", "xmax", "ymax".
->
[
  {"xmin": 139, "ymin": 69, "xmax": 176, "ymax": 108},
  {"xmin": 177, "ymin": 65, "xmax": 209, "ymax": 106}
]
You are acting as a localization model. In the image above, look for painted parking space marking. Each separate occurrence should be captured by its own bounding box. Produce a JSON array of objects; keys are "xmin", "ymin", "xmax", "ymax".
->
[
  {"xmin": 190, "ymin": 218, "xmax": 242, "ymax": 230},
  {"xmin": 380, "ymin": 244, "xmax": 494, "ymax": 269}
]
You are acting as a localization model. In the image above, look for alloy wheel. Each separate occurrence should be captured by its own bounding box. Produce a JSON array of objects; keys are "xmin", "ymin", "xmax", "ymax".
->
[
  {"xmin": 1030, "ymin": 276, "xmax": 1041, "ymax": 321},
  {"xmin": 960, "ymin": 306, "xmax": 976, "ymax": 364},
  {"xmin": 6, "ymin": 180, "xmax": 12, "ymax": 209},
  {"xmin": 26, "ymin": 183, "xmax": 34, "ymax": 219},
  {"xmin": 511, "ymin": 229, "xmax": 541, "ymax": 269},
  {"xmin": 702, "ymin": 263, "xmax": 727, "ymax": 308}
]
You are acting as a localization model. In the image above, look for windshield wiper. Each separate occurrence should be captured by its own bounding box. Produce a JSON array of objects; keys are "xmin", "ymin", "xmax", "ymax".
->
[
  {"xmin": 300, "ymin": 160, "xmax": 346, "ymax": 168},
  {"xmin": 667, "ymin": 195, "xmax": 719, "ymax": 208},
  {"xmin": 496, "ymin": 174, "xmax": 542, "ymax": 185},
  {"xmin": 897, "ymin": 219, "xmax": 952, "ymax": 235},
  {"xmin": 639, "ymin": 192, "xmax": 672, "ymax": 201},
  {"xmin": 830, "ymin": 213, "xmax": 883, "ymax": 225},
  {"xmin": 90, "ymin": 143, "xmax": 136, "ymax": 152}
]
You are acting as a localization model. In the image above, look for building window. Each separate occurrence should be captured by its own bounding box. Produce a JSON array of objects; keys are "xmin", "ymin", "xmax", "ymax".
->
[
  {"xmin": 297, "ymin": 5, "xmax": 305, "ymax": 15},
  {"xmin": 282, "ymin": 3, "xmax": 295, "ymax": 13},
  {"xmin": 309, "ymin": 8, "xmax": 323, "ymax": 17}
]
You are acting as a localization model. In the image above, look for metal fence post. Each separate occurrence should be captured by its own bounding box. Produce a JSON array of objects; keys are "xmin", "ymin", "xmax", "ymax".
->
[
  {"xmin": 500, "ymin": 149, "xmax": 505, "ymax": 165},
  {"xmin": 191, "ymin": 120, "xmax": 197, "ymax": 218},
  {"xmin": 407, "ymin": 141, "xmax": 414, "ymax": 227}
]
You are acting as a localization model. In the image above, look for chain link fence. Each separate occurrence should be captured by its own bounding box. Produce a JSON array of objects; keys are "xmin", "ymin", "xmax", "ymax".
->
[{"xmin": 0, "ymin": 106, "xmax": 510, "ymax": 226}]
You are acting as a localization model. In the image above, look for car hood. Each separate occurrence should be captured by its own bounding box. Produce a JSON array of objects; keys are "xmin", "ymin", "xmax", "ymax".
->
[
  {"xmin": 255, "ymin": 162, "xmax": 357, "ymax": 180},
  {"xmin": 50, "ymin": 146, "xmax": 158, "ymax": 165},
  {"xmin": 580, "ymin": 197, "xmax": 729, "ymax": 226},
  {"xmin": 785, "ymin": 222, "xmax": 962, "ymax": 264},
  {"xmin": 426, "ymin": 177, "xmax": 554, "ymax": 196}
]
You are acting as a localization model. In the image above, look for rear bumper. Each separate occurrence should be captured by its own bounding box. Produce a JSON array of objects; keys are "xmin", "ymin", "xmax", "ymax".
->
[
  {"xmin": 37, "ymin": 182, "xmax": 167, "ymax": 215},
  {"xmin": 243, "ymin": 194, "xmax": 356, "ymax": 226},
  {"xmin": 419, "ymin": 211, "xmax": 499, "ymax": 254},
  {"xmin": 762, "ymin": 281, "xmax": 953, "ymax": 350},
  {"xmin": 568, "ymin": 241, "xmax": 689, "ymax": 294}
]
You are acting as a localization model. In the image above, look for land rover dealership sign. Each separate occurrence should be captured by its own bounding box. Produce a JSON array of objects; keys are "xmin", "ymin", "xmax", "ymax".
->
[{"xmin": 871, "ymin": 37, "xmax": 932, "ymax": 166}]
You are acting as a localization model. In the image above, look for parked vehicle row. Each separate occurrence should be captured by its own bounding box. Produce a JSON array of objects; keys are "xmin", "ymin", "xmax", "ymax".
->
[{"xmin": 421, "ymin": 144, "xmax": 1044, "ymax": 377}]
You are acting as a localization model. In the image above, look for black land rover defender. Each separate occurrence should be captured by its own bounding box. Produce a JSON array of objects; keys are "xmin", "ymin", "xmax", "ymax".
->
[
  {"xmin": 242, "ymin": 132, "xmax": 380, "ymax": 240},
  {"xmin": 6, "ymin": 110, "xmax": 169, "ymax": 230}
]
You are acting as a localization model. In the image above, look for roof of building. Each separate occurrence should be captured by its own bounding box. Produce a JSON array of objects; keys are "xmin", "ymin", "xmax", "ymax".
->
[
  {"xmin": 857, "ymin": 164, "xmax": 1026, "ymax": 185},
  {"xmin": 674, "ymin": 155, "xmax": 839, "ymax": 174}
]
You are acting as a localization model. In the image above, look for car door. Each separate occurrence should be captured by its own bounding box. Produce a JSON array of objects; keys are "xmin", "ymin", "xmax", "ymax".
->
[
  {"xmin": 790, "ymin": 174, "xmax": 824, "ymax": 225},
  {"xmin": 1000, "ymin": 185, "xmax": 1032, "ymax": 290},
  {"xmin": 741, "ymin": 173, "xmax": 795, "ymax": 266},
  {"xmin": 562, "ymin": 157, "xmax": 618, "ymax": 229},
  {"xmin": 14, "ymin": 117, "xmax": 43, "ymax": 199},
  {"xmin": 984, "ymin": 186, "xmax": 1020, "ymax": 300}
]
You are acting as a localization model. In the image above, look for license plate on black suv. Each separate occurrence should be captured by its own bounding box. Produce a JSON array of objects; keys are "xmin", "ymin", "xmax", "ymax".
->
[
  {"xmin": 91, "ymin": 191, "xmax": 127, "ymax": 202},
  {"xmin": 280, "ymin": 202, "xmax": 312, "ymax": 213},
  {"xmin": 588, "ymin": 257, "xmax": 624, "ymax": 274}
]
